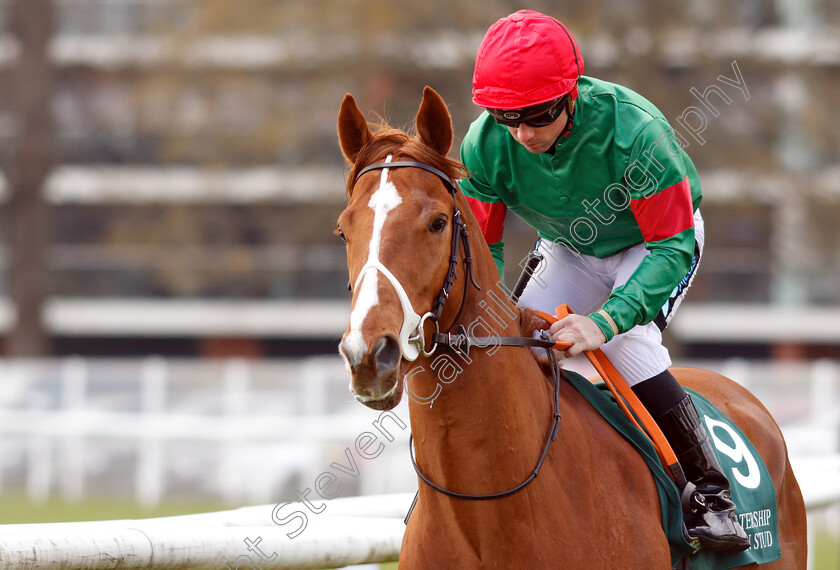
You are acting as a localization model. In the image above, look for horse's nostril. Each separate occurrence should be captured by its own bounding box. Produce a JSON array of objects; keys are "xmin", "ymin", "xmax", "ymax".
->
[
  {"xmin": 374, "ymin": 335, "xmax": 401, "ymax": 374},
  {"xmin": 338, "ymin": 341, "xmax": 357, "ymax": 372}
]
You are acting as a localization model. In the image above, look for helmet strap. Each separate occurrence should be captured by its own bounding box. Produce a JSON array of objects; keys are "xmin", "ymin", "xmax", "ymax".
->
[{"xmin": 559, "ymin": 98, "xmax": 576, "ymax": 138}]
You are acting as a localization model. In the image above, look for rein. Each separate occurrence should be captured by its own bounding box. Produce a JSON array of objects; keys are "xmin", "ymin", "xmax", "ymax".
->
[
  {"xmin": 353, "ymin": 159, "xmax": 566, "ymax": 505},
  {"xmin": 409, "ymin": 330, "xmax": 562, "ymax": 501}
]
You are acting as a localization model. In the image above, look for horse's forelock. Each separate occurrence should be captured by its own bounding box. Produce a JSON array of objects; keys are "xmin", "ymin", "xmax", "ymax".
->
[{"xmin": 345, "ymin": 124, "xmax": 467, "ymax": 198}]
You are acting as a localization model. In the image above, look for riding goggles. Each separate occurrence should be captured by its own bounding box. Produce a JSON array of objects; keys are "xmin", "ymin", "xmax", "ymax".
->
[{"xmin": 487, "ymin": 95, "xmax": 568, "ymax": 128}]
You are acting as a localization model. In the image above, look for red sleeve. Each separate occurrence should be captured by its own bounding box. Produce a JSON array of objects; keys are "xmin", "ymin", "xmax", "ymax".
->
[
  {"xmin": 465, "ymin": 196, "xmax": 507, "ymax": 245},
  {"xmin": 630, "ymin": 176, "xmax": 694, "ymax": 243}
]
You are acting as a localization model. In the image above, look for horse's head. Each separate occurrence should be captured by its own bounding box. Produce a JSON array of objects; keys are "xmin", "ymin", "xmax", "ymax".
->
[{"xmin": 336, "ymin": 87, "xmax": 469, "ymax": 410}]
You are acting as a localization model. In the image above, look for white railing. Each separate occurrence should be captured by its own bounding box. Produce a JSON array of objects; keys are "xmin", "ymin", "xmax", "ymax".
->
[
  {"xmin": 0, "ymin": 484, "xmax": 837, "ymax": 569},
  {"xmin": 0, "ymin": 493, "xmax": 414, "ymax": 569},
  {"xmin": 0, "ymin": 356, "xmax": 837, "ymax": 505},
  {"xmin": 0, "ymin": 356, "xmax": 415, "ymax": 507},
  {"xmin": 0, "ymin": 356, "xmax": 837, "ymax": 568}
]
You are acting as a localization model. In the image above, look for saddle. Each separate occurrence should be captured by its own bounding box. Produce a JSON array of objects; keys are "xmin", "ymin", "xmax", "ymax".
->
[{"xmin": 562, "ymin": 369, "xmax": 782, "ymax": 569}]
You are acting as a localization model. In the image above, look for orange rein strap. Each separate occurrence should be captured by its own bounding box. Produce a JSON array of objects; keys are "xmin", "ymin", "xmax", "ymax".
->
[{"xmin": 535, "ymin": 305, "xmax": 686, "ymax": 485}]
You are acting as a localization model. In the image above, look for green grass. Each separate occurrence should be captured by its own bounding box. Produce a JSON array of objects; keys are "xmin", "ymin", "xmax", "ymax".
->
[
  {"xmin": 814, "ymin": 529, "xmax": 840, "ymax": 570},
  {"xmin": 0, "ymin": 494, "xmax": 228, "ymax": 524}
]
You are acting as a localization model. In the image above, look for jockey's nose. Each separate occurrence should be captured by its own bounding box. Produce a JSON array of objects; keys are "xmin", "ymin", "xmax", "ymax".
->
[{"xmin": 513, "ymin": 124, "xmax": 535, "ymax": 143}]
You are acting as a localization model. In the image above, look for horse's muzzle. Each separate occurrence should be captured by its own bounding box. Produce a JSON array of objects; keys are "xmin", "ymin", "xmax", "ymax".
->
[{"xmin": 340, "ymin": 333, "xmax": 403, "ymax": 409}]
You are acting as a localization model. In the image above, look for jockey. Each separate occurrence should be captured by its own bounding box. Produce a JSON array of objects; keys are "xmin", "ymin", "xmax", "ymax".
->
[{"xmin": 460, "ymin": 9, "xmax": 749, "ymax": 553}]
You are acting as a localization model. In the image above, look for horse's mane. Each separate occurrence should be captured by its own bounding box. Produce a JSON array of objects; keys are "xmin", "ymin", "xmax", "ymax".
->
[
  {"xmin": 344, "ymin": 122, "xmax": 469, "ymax": 197},
  {"xmin": 518, "ymin": 307, "xmax": 548, "ymax": 339},
  {"xmin": 518, "ymin": 307, "xmax": 563, "ymax": 377}
]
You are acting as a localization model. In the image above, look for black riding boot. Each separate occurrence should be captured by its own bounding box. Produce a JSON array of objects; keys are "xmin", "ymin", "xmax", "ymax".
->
[
  {"xmin": 658, "ymin": 394, "xmax": 751, "ymax": 553},
  {"xmin": 633, "ymin": 371, "xmax": 750, "ymax": 553}
]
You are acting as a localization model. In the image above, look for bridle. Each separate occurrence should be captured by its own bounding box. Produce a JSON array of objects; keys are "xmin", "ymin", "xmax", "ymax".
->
[
  {"xmin": 352, "ymin": 160, "xmax": 480, "ymax": 361},
  {"xmin": 350, "ymin": 159, "xmax": 564, "ymax": 506}
]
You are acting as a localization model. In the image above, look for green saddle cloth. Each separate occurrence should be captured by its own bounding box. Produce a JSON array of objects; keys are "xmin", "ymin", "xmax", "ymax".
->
[{"xmin": 563, "ymin": 369, "xmax": 782, "ymax": 569}]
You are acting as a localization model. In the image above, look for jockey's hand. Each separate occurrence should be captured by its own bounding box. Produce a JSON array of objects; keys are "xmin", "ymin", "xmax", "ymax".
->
[{"xmin": 549, "ymin": 314, "xmax": 607, "ymax": 358}]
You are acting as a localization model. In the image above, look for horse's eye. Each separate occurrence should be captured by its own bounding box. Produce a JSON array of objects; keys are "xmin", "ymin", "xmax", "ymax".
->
[
  {"xmin": 336, "ymin": 227, "xmax": 347, "ymax": 243},
  {"xmin": 429, "ymin": 218, "xmax": 447, "ymax": 233}
]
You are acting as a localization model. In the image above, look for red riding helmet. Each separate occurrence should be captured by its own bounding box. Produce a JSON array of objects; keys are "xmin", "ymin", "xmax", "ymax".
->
[{"xmin": 472, "ymin": 10, "xmax": 584, "ymax": 110}]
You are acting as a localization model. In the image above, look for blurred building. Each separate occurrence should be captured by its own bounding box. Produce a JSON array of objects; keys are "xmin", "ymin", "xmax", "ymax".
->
[{"xmin": 0, "ymin": 0, "xmax": 838, "ymax": 358}]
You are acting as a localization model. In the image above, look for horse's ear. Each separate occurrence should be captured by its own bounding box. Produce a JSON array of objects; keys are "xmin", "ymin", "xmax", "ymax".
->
[
  {"xmin": 338, "ymin": 93, "xmax": 372, "ymax": 163},
  {"xmin": 415, "ymin": 86, "xmax": 453, "ymax": 156}
]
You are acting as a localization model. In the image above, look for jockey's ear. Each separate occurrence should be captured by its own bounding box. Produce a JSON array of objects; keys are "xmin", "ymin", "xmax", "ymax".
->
[
  {"xmin": 415, "ymin": 86, "xmax": 453, "ymax": 156},
  {"xmin": 337, "ymin": 93, "xmax": 372, "ymax": 163}
]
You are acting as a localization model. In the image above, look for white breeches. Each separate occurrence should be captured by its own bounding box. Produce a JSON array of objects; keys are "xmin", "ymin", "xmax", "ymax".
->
[{"xmin": 519, "ymin": 211, "xmax": 704, "ymax": 386}]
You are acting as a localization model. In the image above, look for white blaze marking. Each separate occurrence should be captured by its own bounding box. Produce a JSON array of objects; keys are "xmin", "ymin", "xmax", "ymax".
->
[{"xmin": 343, "ymin": 156, "xmax": 402, "ymax": 367}]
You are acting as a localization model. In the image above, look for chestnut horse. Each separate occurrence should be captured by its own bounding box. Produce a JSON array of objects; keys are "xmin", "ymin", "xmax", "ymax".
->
[{"xmin": 336, "ymin": 87, "xmax": 807, "ymax": 569}]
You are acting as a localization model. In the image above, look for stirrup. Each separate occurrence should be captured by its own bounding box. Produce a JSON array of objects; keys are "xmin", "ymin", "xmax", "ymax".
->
[{"xmin": 679, "ymin": 480, "xmax": 700, "ymax": 514}]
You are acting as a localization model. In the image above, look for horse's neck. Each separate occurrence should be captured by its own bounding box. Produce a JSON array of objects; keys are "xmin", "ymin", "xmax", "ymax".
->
[{"xmin": 406, "ymin": 276, "xmax": 556, "ymax": 492}]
